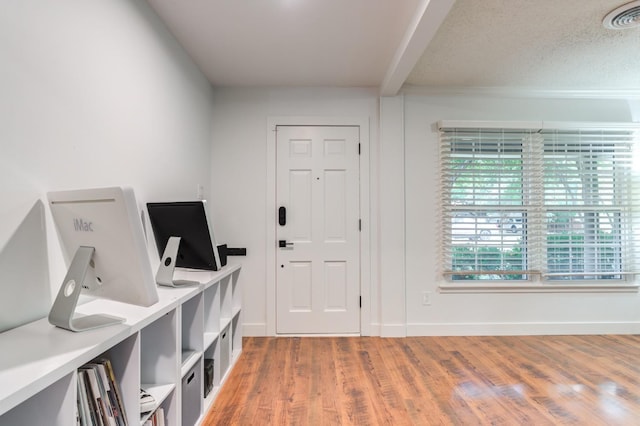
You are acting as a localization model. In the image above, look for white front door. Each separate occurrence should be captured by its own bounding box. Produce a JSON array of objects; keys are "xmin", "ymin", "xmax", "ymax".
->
[{"xmin": 276, "ymin": 125, "xmax": 360, "ymax": 334}]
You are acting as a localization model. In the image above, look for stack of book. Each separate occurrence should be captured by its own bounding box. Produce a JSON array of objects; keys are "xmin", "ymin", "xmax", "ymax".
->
[{"xmin": 76, "ymin": 358, "xmax": 127, "ymax": 426}]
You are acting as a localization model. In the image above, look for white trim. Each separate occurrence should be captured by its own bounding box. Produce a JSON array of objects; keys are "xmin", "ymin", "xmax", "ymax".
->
[
  {"xmin": 543, "ymin": 272, "xmax": 640, "ymax": 277},
  {"xmin": 439, "ymin": 284, "xmax": 640, "ymax": 294},
  {"xmin": 407, "ymin": 321, "xmax": 640, "ymax": 336},
  {"xmin": 265, "ymin": 116, "xmax": 372, "ymax": 336},
  {"xmin": 272, "ymin": 333, "xmax": 361, "ymax": 338},
  {"xmin": 438, "ymin": 120, "xmax": 543, "ymax": 130},
  {"xmin": 438, "ymin": 120, "xmax": 640, "ymax": 131},
  {"xmin": 401, "ymin": 85, "xmax": 640, "ymax": 100},
  {"xmin": 380, "ymin": 324, "xmax": 407, "ymax": 338},
  {"xmin": 541, "ymin": 121, "xmax": 640, "ymax": 130},
  {"xmin": 242, "ymin": 323, "xmax": 267, "ymax": 337},
  {"xmin": 368, "ymin": 322, "xmax": 382, "ymax": 336},
  {"xmin": 378, "ymin": 96, "xmax": 407, "ymax": 337},
  {"xmin": 266, "ymin": 121, "xmax": 276, "ymax": 336}
]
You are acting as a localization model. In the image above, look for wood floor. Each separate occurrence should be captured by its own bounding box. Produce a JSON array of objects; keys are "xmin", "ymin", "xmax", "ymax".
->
[{"xmin": 202, "ymin": 335, "xmax": 640, "ymax": 425}]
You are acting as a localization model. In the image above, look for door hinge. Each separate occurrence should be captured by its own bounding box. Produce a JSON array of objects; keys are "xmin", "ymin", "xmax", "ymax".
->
[
  {"xmin": 359, "ymin": 219, "xmax": 361, "ymax": 231},
  {"xmin": 358, "ymin": 143, "xmax": 361, "ymax": 155},
  {"xmin": 359, "ymin": 296, "xmax": 362, "ymax": 308}
]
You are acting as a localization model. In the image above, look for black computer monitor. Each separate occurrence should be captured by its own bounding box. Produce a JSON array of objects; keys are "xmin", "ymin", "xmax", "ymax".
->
[{"xmin": 146, "ymin": 201, "xmax": 223, "ymax": 286}]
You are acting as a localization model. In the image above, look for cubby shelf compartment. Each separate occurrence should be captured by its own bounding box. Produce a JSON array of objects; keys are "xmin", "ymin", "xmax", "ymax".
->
[
  {"xmin": 140, "ymin": 308, "xmax": 178, "ymax": 424},
  {"xmin": 232, "ymin": 310, "xmax": 243, "ymax": 362},
  {"xmin": 0, "ymin": 262, "xmax": 242, "ymax": 426},
  {"xmin": 104, "ymin": 333, "xmax": 140, "ymax": 423},
  {"xmin": 0, "ymin": 372, "xmax": 76, "ymax": 426},
  {"xmin": 231, "ymin": 268, "xmax": 241, "ymax": 314},
  {"xmin": 140, "ymin": 383, "xmax": 175, "ymax": 424},
  {"xmin": 180, "ymin": 292, "xmax": 204, "ymax": 375},
  {"xmin": 219, "ymin": 275, "xmax": 232, "ymax": 329},
  {"xmin": 203, "ymin": 281, "xmax": 220, "ymax": 337}
]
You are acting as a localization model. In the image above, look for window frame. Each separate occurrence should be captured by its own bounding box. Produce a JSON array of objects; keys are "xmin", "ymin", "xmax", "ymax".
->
[{"xmin": 438, "ymin": 120, "xmax": 640, "ymax": 292}]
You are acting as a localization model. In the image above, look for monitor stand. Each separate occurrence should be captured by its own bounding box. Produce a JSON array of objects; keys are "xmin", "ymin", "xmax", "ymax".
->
[
  {"xmin": 48, "ymin": 246, "xmax": 125, "ymax": 332},
  {"xmin": 155, "ymin": 236, "xmax": 200, "ymax": 287}
]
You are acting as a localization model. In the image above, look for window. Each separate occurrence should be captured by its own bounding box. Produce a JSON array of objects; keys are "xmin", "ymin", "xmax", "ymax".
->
[{"xmin": 439, "ymin": 121, "xmax": 640, "ymax": 284}]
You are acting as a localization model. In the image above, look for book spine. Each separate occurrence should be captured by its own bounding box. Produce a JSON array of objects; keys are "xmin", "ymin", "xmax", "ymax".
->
[
  {"xmin": 79, "ymin": 368, "xmax": 105, "ymax": 426},
  {"xmin": 99, "ymin": 358, "xmax": 128, "ymax": 426}
]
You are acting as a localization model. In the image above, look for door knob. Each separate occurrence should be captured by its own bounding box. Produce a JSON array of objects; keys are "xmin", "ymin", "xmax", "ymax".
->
[{"xmin": 278, "ymin": 240, "xmax": 294, "ymax": 248}]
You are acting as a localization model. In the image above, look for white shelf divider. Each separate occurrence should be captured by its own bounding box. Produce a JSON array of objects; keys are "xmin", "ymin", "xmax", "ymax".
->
[{"xmin": 180, "ymin": 350, "xmax": 203, "ymax": 378}]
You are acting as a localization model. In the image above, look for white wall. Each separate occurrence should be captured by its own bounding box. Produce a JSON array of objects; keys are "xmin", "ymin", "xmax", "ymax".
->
[
  {"xmin": 0, "ymin": 0, "xmax": 214, "ymax": 327},
  {"xmin": 403, "ymin": 93, "xmax": 640, "ymax": 335},
  {"xmin": 209, "ymin": 87, "xmax": 379, "ymax": 335}
]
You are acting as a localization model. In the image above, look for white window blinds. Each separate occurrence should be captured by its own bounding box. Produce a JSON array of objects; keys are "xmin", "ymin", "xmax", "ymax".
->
[
  {"xmin": 542, "ymin": 128, "xmax": 640, "ymax": 280},
  {"xmin": 439, "ymin": 121, "xmax": 640, "ymax": 282}
]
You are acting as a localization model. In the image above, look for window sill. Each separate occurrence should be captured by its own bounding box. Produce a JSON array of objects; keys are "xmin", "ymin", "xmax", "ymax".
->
[{"xmin": 439, "ymin": 283, "xmax": 640, "ymax": 294}]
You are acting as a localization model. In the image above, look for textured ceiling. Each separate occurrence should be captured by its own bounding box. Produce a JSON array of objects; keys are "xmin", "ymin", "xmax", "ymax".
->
[{"xmin": 407, "ymin": 0, "xmax": 640, "ymax": 89}]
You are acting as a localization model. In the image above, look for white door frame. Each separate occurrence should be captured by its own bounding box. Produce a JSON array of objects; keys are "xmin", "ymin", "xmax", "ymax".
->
[{"xmin": 266, "ymin": 116, "xmax": 371, "ymax": 336}]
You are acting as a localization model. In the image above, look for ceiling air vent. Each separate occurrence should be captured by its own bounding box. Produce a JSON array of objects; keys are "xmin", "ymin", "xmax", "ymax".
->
[{"xmin": 603, "ymin": 0, "xmax": 640, "ymax": 29}]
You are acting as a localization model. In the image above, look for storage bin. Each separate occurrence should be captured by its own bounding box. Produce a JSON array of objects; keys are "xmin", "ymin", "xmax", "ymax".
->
[{"xmin": 181, "ymin": 359, "xmax": 202, "ymax": 426}]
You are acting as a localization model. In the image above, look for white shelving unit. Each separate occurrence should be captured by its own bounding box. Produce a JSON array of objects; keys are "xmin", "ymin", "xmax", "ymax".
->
[{"xmin": 0, "ymin": 262, "xmax": 242, "ymax": 426}]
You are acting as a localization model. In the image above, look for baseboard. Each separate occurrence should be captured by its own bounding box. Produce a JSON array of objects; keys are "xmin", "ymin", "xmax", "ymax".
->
[
  {"xmin": 407, "ymin": 321, "xmax": 640, "ymax": 336},
  {"xmin": 380, "ymin": 323, "xmax": 407, "ymax": 338},
  {"xmin": 243, "ymin": 323, "xmax": 267, "ymax": 336},
  {"xmin": 364, "ymin": 323, "xmax": 382, "ymax": 337},
  {"xmin": 243, "ymin": 323, "xmax": 388, "ymax": 337},
  {"xmin": 242, "ymin": 322, "xmax": 640, "ymax": 337}
]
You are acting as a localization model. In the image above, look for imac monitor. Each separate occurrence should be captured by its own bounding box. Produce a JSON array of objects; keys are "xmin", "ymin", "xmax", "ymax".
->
[
  {"xmin": 146, "ymin": 201, "xmax": 223, "ymax": 287},
  {"xmin": 48, "ymin": 186, "xmax": 159, "ymax": 332}
]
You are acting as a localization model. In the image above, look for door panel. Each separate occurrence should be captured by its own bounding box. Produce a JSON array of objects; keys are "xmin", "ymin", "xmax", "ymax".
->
[
  {"xmin": 289, "ymin": 170, "xmax": 312, "ymax": 241},
  {"xmin": 276, "ymin": 125, "xmax": 360, "ymax": 334},
  {"xmin": 324, "ymin": 261, "xmax": 347, "ymax": 311},
  {"xmin": 290, "ymin": 261, "xmax": 312, "ymax": 311},
  {"xmin": 324, "ymin": 170, "xmax": 347, "ymax": 241}
]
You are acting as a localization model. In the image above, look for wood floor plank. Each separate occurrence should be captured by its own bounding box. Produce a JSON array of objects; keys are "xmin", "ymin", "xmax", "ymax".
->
[{"xmin": 202, "ymin": 335, "xmax": 640, "ymax": 425}]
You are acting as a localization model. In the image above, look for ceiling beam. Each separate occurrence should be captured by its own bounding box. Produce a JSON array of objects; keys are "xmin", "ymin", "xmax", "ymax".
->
[{"xmin": 379, "ymin": 0, "xmax": 455, "ymax": 97}]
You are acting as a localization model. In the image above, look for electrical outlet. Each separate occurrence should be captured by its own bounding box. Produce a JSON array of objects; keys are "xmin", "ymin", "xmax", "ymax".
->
[{"xmin": 422, "ymin": 291, "xmax": 431, "ymax": 306}]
